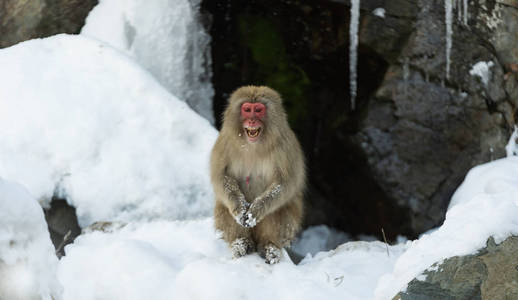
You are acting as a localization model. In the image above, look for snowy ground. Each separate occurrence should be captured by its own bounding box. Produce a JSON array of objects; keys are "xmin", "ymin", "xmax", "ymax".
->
[{"xmin": 1, "ymin": 16, "xmax": 518, "ymax": 300}]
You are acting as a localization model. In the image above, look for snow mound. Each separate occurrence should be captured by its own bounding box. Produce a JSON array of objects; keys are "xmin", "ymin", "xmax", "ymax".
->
[
  {"xmin": 81, "ymin": 0, "xmax": 214, "ymax": 123},
  {"xmin": 0, "ymin": 179, "xmax": 61, "ymax": 300},
  {"xmin": 375, "ymin": 156, "xmax": 518, "ymax": 299},
  {"xmin": 58, "ymin": 218, "xmax": 406, "ymax": 300},
  {"xmin": 0, "ymin": 34, "xmax": 217, "ymax": 227}
]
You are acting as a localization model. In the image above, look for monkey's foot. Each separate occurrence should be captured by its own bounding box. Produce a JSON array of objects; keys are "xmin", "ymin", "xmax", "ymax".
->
[
  {"xmin": 264, "ymin": 244, "xmax": 282, "ymax": 264},
  {"xmin": 231, "ymin": 237, "xmax": 255, "ymax": 258}
]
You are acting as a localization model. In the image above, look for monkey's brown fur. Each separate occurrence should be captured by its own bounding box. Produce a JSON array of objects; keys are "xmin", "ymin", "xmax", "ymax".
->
[{"xmin": 211, "ymin": 86, "xmax": 305, "ymax": 263}]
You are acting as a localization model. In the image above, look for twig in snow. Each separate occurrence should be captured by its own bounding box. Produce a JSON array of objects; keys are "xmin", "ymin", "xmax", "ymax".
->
[
  {"xmin": 55, "ymin": 230, "xmax": 72, "ymax": 256},
  {"xmin": 333, "ymin": 275, "xmax": 344, "ymax": 287},
  {"xmin": 381, "ymin": 227, "xmax": 390, "ymax": 257}
]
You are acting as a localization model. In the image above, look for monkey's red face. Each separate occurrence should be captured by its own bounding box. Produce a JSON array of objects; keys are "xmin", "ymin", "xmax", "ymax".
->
[{"xmin": 241, "ymin": 102, "xmax": 266, "ymax": 143}]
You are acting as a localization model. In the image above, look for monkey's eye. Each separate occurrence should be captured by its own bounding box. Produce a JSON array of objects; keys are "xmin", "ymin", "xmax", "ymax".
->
[
  {"xmin": 255, "ymin": 108, "xmax": 262, "ymax": 113},
  {"xmin": 244, "ymin": 107, "xmax": 251, "ymax": 113}
]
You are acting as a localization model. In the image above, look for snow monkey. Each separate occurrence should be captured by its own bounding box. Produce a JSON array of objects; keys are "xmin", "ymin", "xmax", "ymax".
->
[{"xmin": 211, "ymin": 85, "xmax": 305, "ymax": 264}]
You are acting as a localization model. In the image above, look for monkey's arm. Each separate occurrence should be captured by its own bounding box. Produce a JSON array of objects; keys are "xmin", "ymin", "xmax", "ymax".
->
[
  {"xmin": 221, "ymin": 175, "xmax": 250, "ymax": 226},
  {"xmin": 210, "ymin": 139, "xmax": 250, "ymax": 227}
]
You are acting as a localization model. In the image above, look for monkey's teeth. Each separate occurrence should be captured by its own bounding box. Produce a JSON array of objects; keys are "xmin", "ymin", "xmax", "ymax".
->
[{"xmin": 245, "ymin": 127, "xmax": 261, "ymax": 138}]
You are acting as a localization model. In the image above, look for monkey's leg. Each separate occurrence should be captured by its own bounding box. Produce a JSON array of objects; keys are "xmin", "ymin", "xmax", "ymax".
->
[
  {"xmin": 214, "ymin": 201, "xmax": 255, "ymax": 258},
  {"xmin": 253, "ymin": 199, "xmax": 302, "ymax": 264}
]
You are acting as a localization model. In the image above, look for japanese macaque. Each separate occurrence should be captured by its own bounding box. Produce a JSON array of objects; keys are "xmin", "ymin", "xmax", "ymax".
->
[{"xmin": 211, "ymin": 85, "xmax": 305, "ymax": 264}]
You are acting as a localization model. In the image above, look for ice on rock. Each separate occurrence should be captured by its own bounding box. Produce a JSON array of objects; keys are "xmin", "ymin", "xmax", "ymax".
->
[
  {"xmin": 0, "ymin": 179, "xmax": 61, "ymax": 300},
  {"xmin": 506, "ymin": 126, "xmax": 518, "ymax": 157},
  {"xmin": 81, "ymin": 0, "xmax": 215, "ymax": 123},
  {"xmin": 372, "ymin": 7, "xmax": 385, "ymax": 18},
  {"xmin": 0, "ymin": 34, "xmax": 217, "ymax": 227},
  {"xmin": 445, "ymin": 0, "xmax": 453, "ymax": 80},
  {"xmin": 469, "ymin": 60, "xmax": 494, "ymax": 86}
]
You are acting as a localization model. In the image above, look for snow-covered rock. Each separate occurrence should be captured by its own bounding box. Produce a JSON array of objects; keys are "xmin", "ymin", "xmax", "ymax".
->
[
  {"xmin": 81, "ymin": 0, "xmax": 214, "ymax": 123},
  {"xmin": 0, "ymin": 34, "xmax": 217, "ymax": 227},
  {"xmin": 0, "ymin": 179, "xmax": 61, "ymax": 300},
  {"xmin": 375, "ymin": 156, "xmax": 518, "ymax": 299}
]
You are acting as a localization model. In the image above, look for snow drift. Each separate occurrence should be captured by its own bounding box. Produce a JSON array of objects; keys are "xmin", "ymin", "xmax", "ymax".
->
[
  {"xmin": 58, "ymin": 219, "xmax": 407, "ymax": 300},
  {"xmin": 0, "ymin": 34, "xmax": 217, "ymax": 228},
  {"xmin": 0, "ymin": 179, "xmax": 61, "ymax": 299}
]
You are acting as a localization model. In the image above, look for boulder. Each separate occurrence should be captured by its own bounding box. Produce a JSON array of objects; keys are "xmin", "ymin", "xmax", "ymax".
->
[
  {"xmin": 0, "ymin": 0, "xmax": 97, "ymax": 48},
  {"xmin": 395, "ymin": 236, "xmax": 518, "ymax": 299},
  {"xmin": 356, "ymin": 0, "xmax": 516, "ymax": 234}
]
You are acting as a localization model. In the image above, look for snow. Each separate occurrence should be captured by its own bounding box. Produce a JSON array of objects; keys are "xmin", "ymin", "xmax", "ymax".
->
[
  {"xmin": 349, "ymin": 0, "xmax": 360, "ymax": 110},
  {"xmin": 292, "ymin": 225, "xmax": 351, "ymax": 257},
  {"xmin": 506, "ymin": 126, "xmax": 518, "ymax": 157},
  {"xmin": 58, "ymin": 219, "xmax": 407, "ymax": 300},
  {"xmin": 469, "ymin": 60, "xmax": 494, "ymax": 86},
  {"xmin": 1, "ymin": 3, "xmax": 518, "ymax": 299},
  {"xmin": 81, "ymin": 0, "xmax": 215, "ymax": 123},
  {"xmin": 0, "ymin": 34, "xmax": 217, "ymax": 227},
  {"xmin": 372, "ymin": 8, "xmax": 385, "ymax": 18},
  {"xmin": 0, "ymin": 179, "xmax": 61, "ymax": 300}
]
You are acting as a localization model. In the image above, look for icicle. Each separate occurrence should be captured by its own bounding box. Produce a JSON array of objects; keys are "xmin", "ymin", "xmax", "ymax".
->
[
  {"xmin": 463, "ymin": 0, "xmax": 468, "ymax": 25},
  {"xmin": 456, "ymin": 0, "xmax": 462, "ymax": 22},
  {"xmin": 349, "ymin": 0, "xmax": 360, "ymax": 110},
  {"xmin": 403, "ymin": 58, "xmax": 409, "ymax": 95},
  {"xmin": 445, "ymin": 0, "xmax": 453, "ymax": 80}
]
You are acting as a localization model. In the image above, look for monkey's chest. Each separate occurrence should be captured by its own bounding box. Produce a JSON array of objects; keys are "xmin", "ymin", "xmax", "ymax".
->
[{"xmin": 227, "ymin": 161, "xmax": 273, "ymax": 201}]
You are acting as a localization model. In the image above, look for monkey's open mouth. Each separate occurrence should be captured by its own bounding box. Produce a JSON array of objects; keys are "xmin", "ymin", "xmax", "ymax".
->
[{"xmin": 245, "ymin": 127, "xmax": 262, "ymax": 140}]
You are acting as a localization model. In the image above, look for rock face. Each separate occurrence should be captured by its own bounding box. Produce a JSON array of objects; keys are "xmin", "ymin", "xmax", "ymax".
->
[
  {"xmin": 395, "ymin": 236, "xmax": 518, "ymax": 299},
  {"xmin": 0, "ymin": 0, "xmax": 98, "ymax": 48},
  {"xmin": 204, "ymin": 0, "xmax": 518, "ymax": 238},
  {"xmin": 357, "ymin": 0, "xmax": 518, "ymax": 234}
]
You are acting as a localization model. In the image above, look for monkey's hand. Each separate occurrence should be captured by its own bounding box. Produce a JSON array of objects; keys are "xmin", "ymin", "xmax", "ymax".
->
[
  {"xmin": 244, "ymin": 183, "xmax": 283, "ymax": 227},
  {"xmin": 243, "ymin": 198, "xmax": 265, "ymax": 228},
  {"xmin": 231, "ymin": 196, "xmax": 250, "ymax": 227}
]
